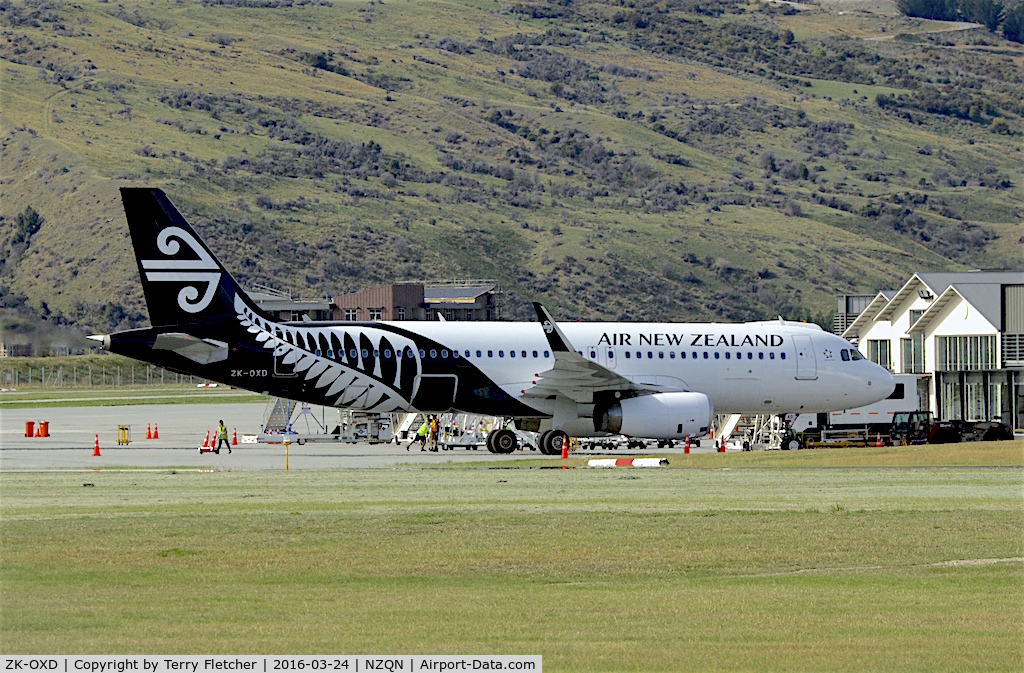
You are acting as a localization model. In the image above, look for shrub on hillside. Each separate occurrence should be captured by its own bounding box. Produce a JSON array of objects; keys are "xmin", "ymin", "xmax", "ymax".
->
[
  {"xmin": 1003, "ymin": 3, "xmax": 1024, "ymax": 42},
  {"xmin": 895, "ymin": 0, "xmax": 958, "ymax": 20}
]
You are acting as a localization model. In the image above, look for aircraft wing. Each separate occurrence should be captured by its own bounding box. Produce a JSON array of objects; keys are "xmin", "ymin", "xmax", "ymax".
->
[{"xmin": 525, "ymin": 303, "xmax": 636, "ymax": 403}]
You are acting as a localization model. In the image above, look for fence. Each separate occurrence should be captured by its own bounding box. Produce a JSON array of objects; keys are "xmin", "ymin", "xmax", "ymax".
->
[{"xmin": 1, "ymin": 365, "xmax": 209, "ymax": 388}]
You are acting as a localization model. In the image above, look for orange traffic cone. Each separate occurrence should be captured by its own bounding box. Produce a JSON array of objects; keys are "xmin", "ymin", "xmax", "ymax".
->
[
  {"xmin": 876, "ymin": 433, "xmax": 882, "ymax": 448},
  {"xmin": 232, "ymin": 428, "xmax": 238, "ymax": 446},
  {"xmin": 561, "ymin": 443, "xmax": 568, "ymax": 460},
  {"xmin": 152, "ymin": 424, "xmax": 159, "ymax": 439},
  {"xmin": 684, "ymin": 435, "xmax": 690, "ymax": 454},
  {"xmin": 35, "ymin": 423, "xmax": 41, "ymax": 437},
  {"xmin": 92, "ymin": 434, "xmax": 101, "ymax": 456},
  {"xmin": 202, "ymin": 430, "xmax": 210, "ymax": 448},
  {"xmin": 146, "ymin": 423, "xmax": 152, "ymax": 440}
]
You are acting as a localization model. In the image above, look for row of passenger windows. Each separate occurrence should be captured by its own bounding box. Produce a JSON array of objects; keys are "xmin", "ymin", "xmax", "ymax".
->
[
  {"xmin": 312, "ymin": 347, "xmax": 554, "ymax": 360},
  {"xmin": 586, "ymin": 349, "xmax": 787, "ymax": 361},
  {"xmin": 309, "ymin": 346, "xmax": 798, "ymax": 362}
]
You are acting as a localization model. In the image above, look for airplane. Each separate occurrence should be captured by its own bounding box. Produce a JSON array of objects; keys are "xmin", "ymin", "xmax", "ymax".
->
[{"xmin": 90, "ymin": 188, "xmax": 896, "ymax": 455}]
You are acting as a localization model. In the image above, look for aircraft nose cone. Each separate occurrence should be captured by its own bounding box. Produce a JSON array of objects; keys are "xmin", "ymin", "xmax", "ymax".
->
[{"xmin": 870, "ymin": 366, "xmax": 896, "ymax": 400}]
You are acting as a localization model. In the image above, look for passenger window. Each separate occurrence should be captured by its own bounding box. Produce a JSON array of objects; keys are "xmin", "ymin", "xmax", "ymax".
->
[
  {"xmin": 487, "ymin": 350, "xmax": 493, "ymax": 358},
  {"xmin": 315, "ymin": 349, "xmax": 322, "ymax": 357},
  {"xmin": 476, "ymin": 350, "xmax": 482, "ymax": 358},
  {"xmin": 352, "ymin": 349, "xmax": 359, "ymax": 359},
  {"xmin": 770, "ymin": 353, "xmax": 775, "ymax": 360},
  {"xmin": 703, "ymin": 352, "xmax": 708, "ymax": 359},
  {"xmin": 384, "ymin": 349, "xmax": 392, "ymax": 359},
  {"xmin": 714, "ymin": 352, "xmax": 720, "ymax": 359},
  {"xmin": 544, "ymin": 350, "xmax": 550, "ymax": 358},
  {"xmin": 841, "ymin": 349, "xmax": 850, "ymax": 361},
  {"xmin": 441, "ymin": 349, "xmax": 449, "ymax": 358},
  {"xmin": 648, "ymin": 351, "xmax": 653, "ymax": 359},
  {"xmin": 747, "ymin": 353, "xmax": 752, "ymax": 359},
  {"xmin": 510, "ymin": 350, "xmax": 515, "ymax": 358},
  {"xmin": 736, "ymin": 352, "xmax": 741, "ymax": 359},
  {"xmin": 669, "ymin": 352, "xmax": 674, "ymax": 359},
  {"xmin": 453, "ymin": 350, "xmax": 460, "ymax": 358},
  {"xmin": 522, "ymin": 350, "xmax": 527, "ymax": 358},
  {"xmin": 374, "ymin": 349, "xmax": 380, "ymax": 358},
  {"xmin": 533, "ymin": 351, "xmax": 538, "ymax": 358},
  {"xmin": 759, "ymin": 352, "xmax": 764, "ymax": 360},
  {"xmin": 781, "ymin": 353, "xmax": 786, "ymax": 360},
  {"xmin": 606, "ymin": 350, "xmax": 612, "ymax": 359},
  {"xmin": 429, "ymin": 349, "xmax": 437, "ymax": 359},
  {"xmin": 725, "ymin": 352, "xmax": 731, "ymax": 360},
  {"xmin": 499, "ymin": 350, "xmax": 504, "ymax": 358},
  {"xmin": 326, "ymin": 349, "xmax": 332, "ymax": 358},
  {"xmin": 636, "ymin": 352, "xmax": 641, "ymax": 359},
  {"xmin": 625, "ymin": 352, "xmax": 631, "ymax": 359},
  {"xmin": 590, "ymin": 350, "xmax": 596, "ymax": 359}
]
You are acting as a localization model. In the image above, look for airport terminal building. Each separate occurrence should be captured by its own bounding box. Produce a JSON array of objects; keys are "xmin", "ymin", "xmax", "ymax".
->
[{"xmin": 843, "ymin": 272, "xmax": 1024, "ymax": 431}]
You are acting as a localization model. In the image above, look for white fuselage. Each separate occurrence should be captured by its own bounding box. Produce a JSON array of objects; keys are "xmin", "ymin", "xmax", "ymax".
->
[{"xmin": 376, "ymin": 319, "xmax": 895, "ymax": 415}]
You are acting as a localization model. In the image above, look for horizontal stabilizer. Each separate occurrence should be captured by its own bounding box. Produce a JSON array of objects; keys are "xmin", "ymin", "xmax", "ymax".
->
[{"xmin": 153, "ymin": 333, "xmax": 228, "ymax": 365}]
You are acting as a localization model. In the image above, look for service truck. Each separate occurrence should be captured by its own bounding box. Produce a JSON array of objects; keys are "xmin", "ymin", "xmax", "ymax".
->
[{"xmin": 784, "ymin": 374, "xmax": 917, "ymax": 449}]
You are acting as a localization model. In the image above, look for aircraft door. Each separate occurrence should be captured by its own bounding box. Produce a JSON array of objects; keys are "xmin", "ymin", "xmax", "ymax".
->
[
  {"xmin": 412, "ymin": 374, "xmax": 458, "ymax": 411},
  {"xmin": 272, "ymin": 345, "xmax": 298, "ymax": 378},
  {"xmin": 596, "ymin": 346, "xmax": 617, "ymax": 369},
  {"xmin": 793, "ymin": 335, "xmax": 817, "ymax": 380}
]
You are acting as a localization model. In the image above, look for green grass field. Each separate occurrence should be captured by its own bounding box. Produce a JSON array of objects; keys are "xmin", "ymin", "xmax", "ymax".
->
[
  {"xmin": 2, "ymin": 445, "xmax": 1021, "ymax": 671},
  {"xmin": 0, "ymin": 386, "xmax": 266, "ymax": 408}
]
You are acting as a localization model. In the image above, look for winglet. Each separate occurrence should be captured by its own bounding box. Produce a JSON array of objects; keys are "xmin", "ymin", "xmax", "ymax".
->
[{"xmin": 533, "ymin": 302, "xmax": 573, "ymax": 353}]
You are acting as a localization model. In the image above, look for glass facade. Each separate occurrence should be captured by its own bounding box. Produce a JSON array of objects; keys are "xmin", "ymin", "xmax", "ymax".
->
[
  {"xmin": 940, "ymin": 373, "xmax": 961, "ymax": 421},
  {"xmin": 867, "ymin": 339, "xmax": 891, "ymax": 370},
  {"xmin": 936, "ymin": 335, "xmax": 997, "ymax": 371},
  {"xmin": 938, "ymin": 370, "xmax": 1019, "ymax": 423},
  {"xmin": 901, "ymin": 334, "xmax": 925, "ymax": 374}
]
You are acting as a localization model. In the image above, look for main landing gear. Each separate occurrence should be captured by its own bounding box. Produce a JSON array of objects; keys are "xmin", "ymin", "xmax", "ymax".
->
[
  {"xmin": 486, "ymin": 427, "xmax": 518, "ymax": 454},
  {"xmin": 537, "ymin": 429, "xmax": 569, "ymax": 455}
]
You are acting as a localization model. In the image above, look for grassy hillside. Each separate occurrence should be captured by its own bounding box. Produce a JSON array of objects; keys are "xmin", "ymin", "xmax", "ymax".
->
[{"xmin": 1, "ymin": 0, "xmax": 1022, "ymax": 333}]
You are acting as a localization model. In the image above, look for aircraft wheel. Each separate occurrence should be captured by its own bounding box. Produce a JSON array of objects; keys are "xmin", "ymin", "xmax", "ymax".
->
[
  {"xmin": 492, "ymin": 429, "xmax": 518, "ymax": 454},
  {"xmin": 543, "ymin": 430, "xmax": 569, "ymax": 455},
  {"xmin": 784, "ymin": 438, "xmax": 801, "ymax": 451},
  {"xmin": 537, "ymin": 430, "xmax": 553, "ymax": 455},
  {"xmin": 485, "ymin": 430, "xmax": 498, "ymax": 453}
]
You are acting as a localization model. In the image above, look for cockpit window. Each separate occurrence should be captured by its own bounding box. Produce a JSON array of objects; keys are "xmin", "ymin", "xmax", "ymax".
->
[
  {"xmin": 841, "ymin": 349, "xmax": 851, "ymax": 361},
  {"xmin": 850, "ymin": 349, "xmax": 863, "ymax": 360}
]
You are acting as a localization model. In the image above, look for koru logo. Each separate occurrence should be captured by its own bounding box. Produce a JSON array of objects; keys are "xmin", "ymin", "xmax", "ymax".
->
[
  {"xmin": 542, "ymin": 320, "xmax": 554, "ymax": 334},
  {"xmin": 140, "ymin": 225, "xmax": 221, "ymax": 313}
]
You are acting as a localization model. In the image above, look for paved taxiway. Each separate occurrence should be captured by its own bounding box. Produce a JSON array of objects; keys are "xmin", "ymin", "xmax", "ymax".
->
[{"xmin": 1, "ymin": 403, "xmax": 724, "ymax": 470}]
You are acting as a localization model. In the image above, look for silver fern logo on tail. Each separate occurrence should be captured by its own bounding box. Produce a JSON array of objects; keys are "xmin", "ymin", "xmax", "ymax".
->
[
  {"xmin": 140, "ymin": 226, "xmax": 222, "ymax": 313},
  {"xmin": 234, "ymin": 295, "xmax": 420, "ymax": 411}
]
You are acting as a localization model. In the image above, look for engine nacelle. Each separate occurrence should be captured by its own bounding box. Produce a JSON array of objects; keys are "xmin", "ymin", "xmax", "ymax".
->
[{"xmin": 596, "ymin": 392, "xmax": 713, "ymax": 440}]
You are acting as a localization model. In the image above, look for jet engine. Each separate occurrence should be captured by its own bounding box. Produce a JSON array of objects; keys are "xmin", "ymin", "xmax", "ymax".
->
[{"xmin": 595, "ymin": 392, "xmax": 713, "ymax": 440}]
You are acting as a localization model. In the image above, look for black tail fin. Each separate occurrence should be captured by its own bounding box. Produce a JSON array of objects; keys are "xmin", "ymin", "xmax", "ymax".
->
[{"xmin": 121, "ymin": 188, "xmax": 264, "ymax": 327}]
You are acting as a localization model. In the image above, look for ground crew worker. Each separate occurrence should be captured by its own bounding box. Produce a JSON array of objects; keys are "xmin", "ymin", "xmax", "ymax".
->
[
  {"xmin": 429, "ymin": 415, "xmax": 439, "ymax": 451},
  {"xmin": 408, "ymin": 419, "xmax": 429, "ymax": 451},
  {"xmin": 215, "ymin": 419, "xmax": 231, "ymax": 454}
]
